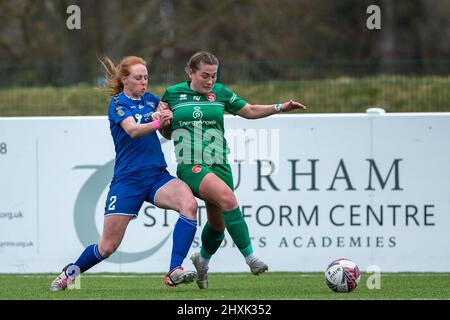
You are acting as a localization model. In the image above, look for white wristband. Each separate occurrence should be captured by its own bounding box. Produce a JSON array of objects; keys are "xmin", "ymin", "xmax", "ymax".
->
[{"xmin": 274, "ymin": 103, "xmax": 282, "ymax": 112}]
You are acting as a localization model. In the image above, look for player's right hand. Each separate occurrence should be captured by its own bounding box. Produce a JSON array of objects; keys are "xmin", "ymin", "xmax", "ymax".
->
[{"xmin": 158, "ymin": 102, "xmax": 170, "ymax": 111}]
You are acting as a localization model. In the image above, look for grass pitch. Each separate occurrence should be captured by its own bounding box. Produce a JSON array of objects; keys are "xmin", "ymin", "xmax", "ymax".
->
[{"xmin": 1, "ymin": 272, "xmax": 449, "ymax": 300}]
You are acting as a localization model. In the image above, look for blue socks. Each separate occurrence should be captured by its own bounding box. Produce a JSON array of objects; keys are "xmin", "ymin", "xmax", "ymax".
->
[
  {"xmin": 72, "ymin": 216, "xmax": 196, "ymax": 274},
  {"xmin": 74, "ymin": 244, "xmax": 105, "ymax": 273},
  {"xmin": 169, "ymin": 215, "xmax": 197, "ymax": 271}
]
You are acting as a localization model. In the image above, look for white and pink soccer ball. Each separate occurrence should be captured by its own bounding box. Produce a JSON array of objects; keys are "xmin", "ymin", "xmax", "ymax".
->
[{"xmin": 325, "ymin": 258, "xmax": 361, "ymax": 293}]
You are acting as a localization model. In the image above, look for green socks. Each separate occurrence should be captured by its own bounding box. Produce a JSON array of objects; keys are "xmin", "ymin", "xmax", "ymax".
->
[
  {"xmin": 223, "ymin": 207, "xmax": 253, "ymax": 257},
  {"xmin": 199, "ymin": 207, "xmax": 254, "ymax": 260},
  {"xmin": 200, "ymin": 223, "xmax": 225, "ymax": 259}
]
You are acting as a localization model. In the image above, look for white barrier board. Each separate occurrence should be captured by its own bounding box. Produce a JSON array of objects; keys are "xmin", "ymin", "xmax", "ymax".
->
[{"xmin": 0, "ymin": 113, "xmax": 449, "ymax": 272}]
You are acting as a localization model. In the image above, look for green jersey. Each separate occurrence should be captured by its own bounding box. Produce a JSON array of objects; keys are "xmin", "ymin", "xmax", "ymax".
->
[{"xmin": 162, "ymin": 81, "xmax": 246, "ymax": 165}]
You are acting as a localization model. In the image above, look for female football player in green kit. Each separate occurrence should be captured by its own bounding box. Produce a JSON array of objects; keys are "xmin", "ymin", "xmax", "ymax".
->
[{"xmin": 161, "ymin": 51, "xmax": 306, "ymax": 289}]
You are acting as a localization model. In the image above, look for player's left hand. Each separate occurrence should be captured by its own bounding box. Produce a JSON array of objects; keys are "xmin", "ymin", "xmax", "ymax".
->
[
  {"xmin": 159, "ymin": 109, "xmax": 173, "ymax": 127},
  {"xmin": 281, "ymin": 100, "xmax": 307, "ymax": 112}
]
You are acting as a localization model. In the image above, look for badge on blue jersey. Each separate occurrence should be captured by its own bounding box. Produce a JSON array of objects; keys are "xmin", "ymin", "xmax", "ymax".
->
[
  {"xmin": 115, "ymin": 106, "xmax": 125, "ymax": 117},
  {"xmin": 146, "ymin": 100, "xmax": 156, "ymax": 109}
]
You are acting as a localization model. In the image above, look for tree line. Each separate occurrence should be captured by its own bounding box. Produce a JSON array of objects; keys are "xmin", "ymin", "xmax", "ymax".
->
[{"xmin": 1, "ymin": 0, "xmax": 449, "ymax": 85}]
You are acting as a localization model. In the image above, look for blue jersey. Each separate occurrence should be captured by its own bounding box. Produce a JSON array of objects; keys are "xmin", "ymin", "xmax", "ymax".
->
[{"xmin": 108, "ymin": 92, "xmax": 167, "ymax": 176}]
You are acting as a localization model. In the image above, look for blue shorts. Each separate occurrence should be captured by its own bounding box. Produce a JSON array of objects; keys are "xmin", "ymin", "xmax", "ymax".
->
[{"xmin": 104, "ymin": 167, "xmax": 175, "ymax": 218}]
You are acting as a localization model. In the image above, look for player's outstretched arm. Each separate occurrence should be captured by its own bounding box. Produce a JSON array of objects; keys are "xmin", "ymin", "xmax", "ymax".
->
[{"xmin": 236, "ymin": 100, "xmax": 307, "ymax": 119}]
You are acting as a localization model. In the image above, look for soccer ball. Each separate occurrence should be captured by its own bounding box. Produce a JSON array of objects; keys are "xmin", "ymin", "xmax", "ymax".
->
[{"xmin": 324, "ymin": 258, "xmax": 361, "ymax": 293}]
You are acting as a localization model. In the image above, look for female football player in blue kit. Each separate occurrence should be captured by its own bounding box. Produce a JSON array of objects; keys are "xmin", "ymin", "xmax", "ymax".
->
[{"xmin": 50, "ymin": 56, "xmax": 198, "ymax": 291}]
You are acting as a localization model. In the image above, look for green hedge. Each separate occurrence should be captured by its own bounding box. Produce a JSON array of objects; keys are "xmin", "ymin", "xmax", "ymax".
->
[{"xmin": 1, "ymin": 76, "xmax": 449, "ymax": 116}]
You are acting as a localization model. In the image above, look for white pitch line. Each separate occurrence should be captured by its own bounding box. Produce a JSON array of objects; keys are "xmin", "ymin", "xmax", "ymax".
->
[{"xmin": 0, "ymin": 273, "xmax": 449, "ymax": 278}]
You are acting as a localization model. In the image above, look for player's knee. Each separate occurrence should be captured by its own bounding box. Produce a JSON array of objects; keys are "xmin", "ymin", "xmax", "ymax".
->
[
  {"xmin": 209, "ymin": 219, "xmax": 225, "ymax": 231},
  {"xmin": 98, "ymin": 242, "xmax": 118, "ymax": 258},
  {"xmin": 181, "ymin": 197, "xmax": 198, "ymax": 220},
  {"xmin": 219, "ymin": 192, "xmax": 237, "ymax": 211}
]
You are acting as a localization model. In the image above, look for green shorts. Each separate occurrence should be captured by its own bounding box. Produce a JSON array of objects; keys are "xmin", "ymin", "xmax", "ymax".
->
[{"xmin": 176, "ymin": 163, "xmax": 234, "ymax": 198}]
